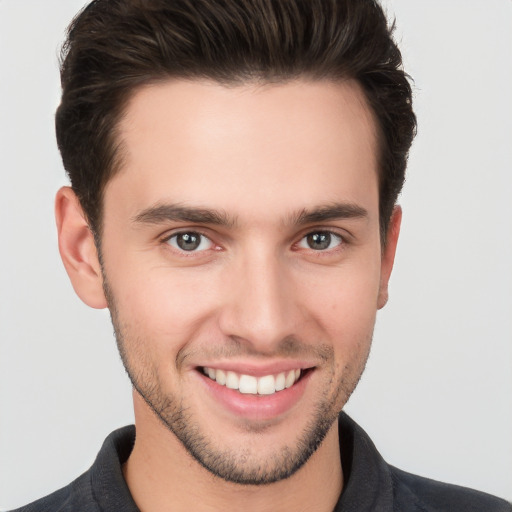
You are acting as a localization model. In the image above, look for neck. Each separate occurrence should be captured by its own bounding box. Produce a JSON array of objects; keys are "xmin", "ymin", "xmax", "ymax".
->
[{"xmin": 124, "ymin": 394, "xmax": 343, "ymax": 512}]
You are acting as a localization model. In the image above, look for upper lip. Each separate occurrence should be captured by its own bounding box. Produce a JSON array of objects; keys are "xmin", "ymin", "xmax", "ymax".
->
[{"xmin": 195, "ymin": 360, "xmax": 316, "ymax": 377}]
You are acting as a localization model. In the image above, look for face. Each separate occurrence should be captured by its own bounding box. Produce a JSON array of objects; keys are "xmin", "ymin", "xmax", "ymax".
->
[{"xmin": 97, "ymin": 79, "xmax": 397, "ymax": 484}]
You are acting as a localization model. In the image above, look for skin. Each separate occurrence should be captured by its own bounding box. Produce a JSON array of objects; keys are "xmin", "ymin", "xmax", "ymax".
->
[{"xmin": 56, "ymin": 78, "xmax": 401, "ymax": 512}]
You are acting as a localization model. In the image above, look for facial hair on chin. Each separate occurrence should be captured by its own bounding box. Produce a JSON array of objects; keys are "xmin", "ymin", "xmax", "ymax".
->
[{"xmin": 102, "ymin": 276, "xmax": 371, "ymax": 485}]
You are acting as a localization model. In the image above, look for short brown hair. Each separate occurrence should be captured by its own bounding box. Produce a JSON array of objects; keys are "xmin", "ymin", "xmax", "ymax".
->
[{"xmin": 56, "ymin": 0, "xmax": 416, "ymax": 239}]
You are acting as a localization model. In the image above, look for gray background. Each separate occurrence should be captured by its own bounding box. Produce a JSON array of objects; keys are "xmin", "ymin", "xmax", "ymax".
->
[{"xmin": 1, "ymin": 0, "xmax": 511, "ymax": 508}]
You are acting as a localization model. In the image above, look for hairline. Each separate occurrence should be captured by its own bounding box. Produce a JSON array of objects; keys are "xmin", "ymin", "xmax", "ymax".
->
[{"xmin": 89, "ymin": 74, "xmax": 390, "ymax": 249}]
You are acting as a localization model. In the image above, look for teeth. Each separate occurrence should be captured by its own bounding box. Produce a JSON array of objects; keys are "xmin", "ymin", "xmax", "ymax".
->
[
  {"xmin": 239, "ymin": 375, "xmax": 258, "ymax": 394},
  {"xmin": 202, "ymin": 367, "xmax": 302, "ymax": 395},
  {"xmin": 225, "ymin": 371, "xmax": 239, "ymax": 390},
  {"xmin": 285, "ymin": 370, "xmax": 296, "ymax": 388},
  {"xmin": 257, "ymin": 375, "xmax": 276, "ymax": 395},
  {"xmin": 275, "ymin": 372, "xmax": 286, "ymax": 391},
  {"xmin": 216, "ymin": 369, "xmax": 226, "ymax": 386}
]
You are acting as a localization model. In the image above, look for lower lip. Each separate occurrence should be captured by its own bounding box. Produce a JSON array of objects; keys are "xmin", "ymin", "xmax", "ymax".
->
[{"xmin": 197, "ymin": 370, "xmax": 312, "ymax": 422}]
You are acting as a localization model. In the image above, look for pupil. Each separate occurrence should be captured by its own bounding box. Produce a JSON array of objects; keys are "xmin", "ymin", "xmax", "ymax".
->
[
  {"xmin": 177, "ymin": 232, "xmax": 200, "ymax": 251},
  {"xmin": 307, "ymin": 232, "xmax": 331, "ymax": 250}
]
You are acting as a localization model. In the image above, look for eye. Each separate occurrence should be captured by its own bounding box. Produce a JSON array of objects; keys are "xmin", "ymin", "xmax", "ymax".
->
[
  {"xmin": 297, "ymin": 231, "xmax": 343, "ymax": 251},
  {"xmin": 166, "ymin": 231, "xmax": 214, "ymax": 252}
]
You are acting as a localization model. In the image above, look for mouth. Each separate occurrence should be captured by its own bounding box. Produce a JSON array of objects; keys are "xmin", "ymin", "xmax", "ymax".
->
[
  {"xmin": 199, "ymin": 366, "xmax": 308, "ymax": 396},
  {"xmin": 195, "ymin": 364, "xmax": 315, "ymax": 421}
]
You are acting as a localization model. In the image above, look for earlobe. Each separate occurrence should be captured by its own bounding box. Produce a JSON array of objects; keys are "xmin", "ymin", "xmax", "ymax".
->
[
  {"xmin": 377, "ymin": 206, "xmax": 402, "ymax": 310},
  {"xmin": 55, "ymin": 186, "xmax": 108, "ymax": 309}
]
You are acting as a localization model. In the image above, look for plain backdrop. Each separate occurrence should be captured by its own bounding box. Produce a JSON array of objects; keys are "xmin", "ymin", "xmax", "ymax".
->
[{"xmin": 1, "ymin": 0, "xmax": 511, "ymax": 508}]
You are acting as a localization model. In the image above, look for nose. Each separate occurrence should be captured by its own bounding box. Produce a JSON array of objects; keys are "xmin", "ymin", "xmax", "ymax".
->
[{"xmin": 217, "ymin": 248, "xmax": 301, "ymax": 353}]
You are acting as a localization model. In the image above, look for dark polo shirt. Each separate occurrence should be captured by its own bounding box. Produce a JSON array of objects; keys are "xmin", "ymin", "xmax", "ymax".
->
[{"xmin": 10, "ymin": 413, "xmax": 511, "ymax": 511}]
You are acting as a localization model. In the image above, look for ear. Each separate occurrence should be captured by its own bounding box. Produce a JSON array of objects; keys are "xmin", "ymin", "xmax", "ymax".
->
[
  {"xmin": 55, "ymin": 186, "xmax": 107, "ymax": 309},
  {"xmin": 377, "ymin": 205, "xmax": 402, "ymax": 310}
]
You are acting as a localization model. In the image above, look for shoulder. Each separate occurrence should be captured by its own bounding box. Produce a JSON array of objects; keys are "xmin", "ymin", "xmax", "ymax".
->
[
  {"xmin": 390, "ymin": 465, "xmax": 512, "ymax": 512},
  {"xmin": 337, "ymin": 413, "xmax": 511, "ymax": 512},
  {"xmin": 7, "ymin": 471, "xmax": 99, "ymax": 512},
  {"xmin": 7, "ymin": 426, "xmax": 136, "ymax": 512}
]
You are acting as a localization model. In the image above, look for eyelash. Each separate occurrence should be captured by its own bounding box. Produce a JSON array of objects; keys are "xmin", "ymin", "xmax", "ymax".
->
[
  {"xmin": 296, "ymin": 231, "xmax": 344, "ymax": 252},
  {"xmin": 163, "ymin": 231, "xmax": 216, "ymax": 254},
  {"xmin": 161, "ymin": 229, "xmax": 347, "ymax": 256}
]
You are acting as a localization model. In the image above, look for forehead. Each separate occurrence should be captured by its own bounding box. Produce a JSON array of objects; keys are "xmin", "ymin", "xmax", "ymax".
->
[{"xmin": 107, "ymin": 78, "xmax": 379, "ymax": 224}]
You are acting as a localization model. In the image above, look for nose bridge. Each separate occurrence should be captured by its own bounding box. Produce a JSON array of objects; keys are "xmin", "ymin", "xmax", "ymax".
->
[{"xmin": 219, "ymin": 244, "xmax": 298, "ymax": 350}]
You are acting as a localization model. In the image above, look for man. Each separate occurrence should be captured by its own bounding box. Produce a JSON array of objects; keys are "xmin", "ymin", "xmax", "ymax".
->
[{"xmin": 8, "ymin": 0, "xmax": 511, "ymax": 511}]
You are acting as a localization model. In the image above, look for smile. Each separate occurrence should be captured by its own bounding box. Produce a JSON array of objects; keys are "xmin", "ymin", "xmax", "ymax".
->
[{"xmin": 201, "ymin": 367, "xmax": 302, "ymax": 395}]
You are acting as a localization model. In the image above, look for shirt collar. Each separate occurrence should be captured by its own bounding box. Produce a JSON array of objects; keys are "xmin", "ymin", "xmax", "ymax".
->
[
  {"xmin": 88, "ymin": 413, "xmax": 394, "ymax": 511},
  {"xmin": 334, "ymin": 413, "xmax": 394, "ymax": 511}
]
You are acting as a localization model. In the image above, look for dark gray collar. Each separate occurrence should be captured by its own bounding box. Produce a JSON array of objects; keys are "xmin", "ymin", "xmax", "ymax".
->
[{"xmin": 88, "ymin": 413, "xmax": 395, "ymax": 512}]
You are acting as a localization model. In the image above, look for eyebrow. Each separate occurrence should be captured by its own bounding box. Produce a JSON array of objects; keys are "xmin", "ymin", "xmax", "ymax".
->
[
  {"xmin": 132, "ymin": 204, "xmax": 236, "ymax": 227},
  {"xmin": 132, "ymin": 201, "xmax": 368, "ymax": 228},
  {"xmin": 291, "ymin": 203, "xmax": 369, "ymax": 225}
]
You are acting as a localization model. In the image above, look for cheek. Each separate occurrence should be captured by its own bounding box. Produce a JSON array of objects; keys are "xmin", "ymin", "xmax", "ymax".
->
[
  {"xmin": 106, "ymin": 261, "xmax": 223, "ymax": 351},
  {"xmin": 299, "ymin": 259, "xmax": 381, "ymax": 353},
  {"xmin": 319, "ymin": 297, "xmax": 377, "ymax": 366}
]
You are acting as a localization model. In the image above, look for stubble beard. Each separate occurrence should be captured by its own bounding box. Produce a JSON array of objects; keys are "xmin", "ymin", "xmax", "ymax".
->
[{"xmin": 103, "ymin": 278, "xmax": 371, "ymax": 485}]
